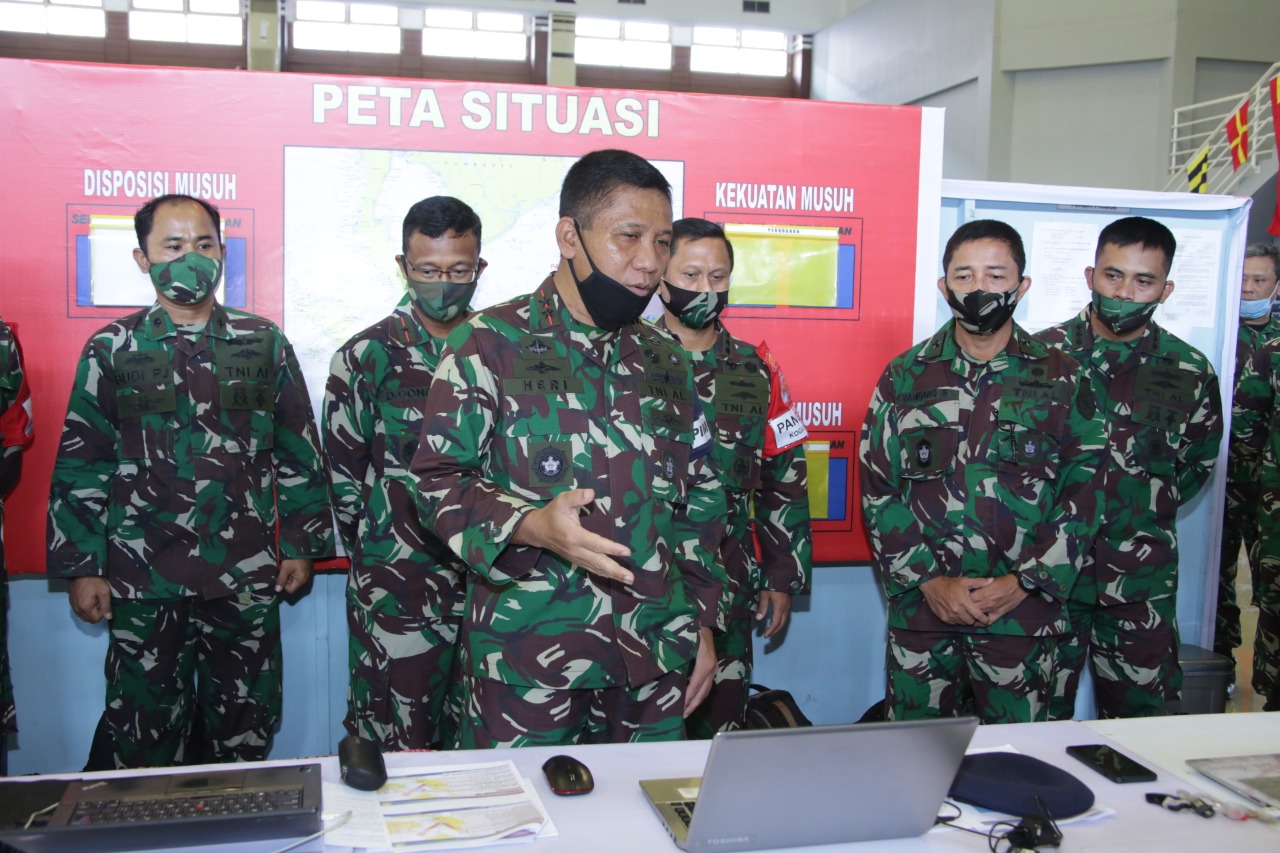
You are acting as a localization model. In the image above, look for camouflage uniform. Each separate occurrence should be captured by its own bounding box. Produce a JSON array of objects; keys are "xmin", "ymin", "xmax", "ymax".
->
[
  {"xmin": 1217, "ymin": 314, "xmax": 1280, "ymax": 658},
  {"xmin": 410, "ymin": 276, "xmax": 724, "ymax": 748},
  {"xmin": 860, "ymin": 320, "xmax": 1105, "ymax": 724},
  {"xmin": 47, "ymin": 302, "xmax": 333, "ymax": 767},
  {"xmin": 1037, "ymin": 310, "xmax": 1222, "ymax": 719},
  {"xmin": 0, "ymin": 319, "xmax": 33, "ymax": 740},
  {"xmin": 323, "ymin": 294, "xmax": 467, "ymax": 750},
  {"xmin": 659, "ymin": 321, "xmax": 811, "ymax": 738},
  {"xmin": 1229, "ymin": 337, "xmax": 1280, "ymax": 710}
]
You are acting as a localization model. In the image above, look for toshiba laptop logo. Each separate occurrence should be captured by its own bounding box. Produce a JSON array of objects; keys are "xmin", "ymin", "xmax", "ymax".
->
[{"xmin": 704, "ymin": 836, "xmax": 752, "ymax": 846}]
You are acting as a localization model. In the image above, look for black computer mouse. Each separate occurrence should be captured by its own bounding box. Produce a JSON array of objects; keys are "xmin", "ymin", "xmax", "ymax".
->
[
  {"xmin": 338, "ymin": 734, "xmax": 387, "ymax": 791},
  {"xmin": 542, "ymin": 753, "xmax": 594, "ymax": 796}
]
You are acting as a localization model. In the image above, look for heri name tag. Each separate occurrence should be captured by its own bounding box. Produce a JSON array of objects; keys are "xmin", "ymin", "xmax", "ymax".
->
[
  {"xmin": 503, "ymin": 377, "xmax": 585, "ymax": 396},
  {"xmin": 528, "ymin": 440, "xmax": 574, "ymax": 487}
]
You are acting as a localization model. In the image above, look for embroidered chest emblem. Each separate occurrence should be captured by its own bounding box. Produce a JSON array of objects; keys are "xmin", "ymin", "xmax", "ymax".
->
[
  {"xmin": 916, "ymin": 439, "xmax": 932, "ymax": 467},
  {"xmin": 534, "ymin": 446, "xmax": 568, "ymax": 482}
]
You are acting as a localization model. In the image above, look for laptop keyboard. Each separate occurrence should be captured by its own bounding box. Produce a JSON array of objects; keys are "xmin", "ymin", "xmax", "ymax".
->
[
  {"xmin": 673, "ymin": 801, "xmax": 697, "ymax": 827},
  {"xmin": 68, "ymin": 788, "xmax": 305, "ymax": 825}
]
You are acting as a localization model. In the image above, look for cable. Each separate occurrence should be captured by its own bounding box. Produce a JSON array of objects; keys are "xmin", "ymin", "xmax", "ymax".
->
[
  {"xmin": 22, "ymin": 802, "xmax": 59, "ymax": 830},
  {"xmin": 263, "ymin": 809, "xmax": 353, "ymax": 853}
]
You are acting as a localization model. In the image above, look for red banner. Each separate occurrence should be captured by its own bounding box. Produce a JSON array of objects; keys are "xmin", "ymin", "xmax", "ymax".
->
[
  {"xmin": 1270, "ymin": 76, "xmax": 1280, "ymax": 237},
  {"xmin": 1225, "ymin": 100, "xmax": 1249, "ymax": 170},
  {"xmin": 0, "ymin": 58, "xmax": 935, "ymax": 569}
]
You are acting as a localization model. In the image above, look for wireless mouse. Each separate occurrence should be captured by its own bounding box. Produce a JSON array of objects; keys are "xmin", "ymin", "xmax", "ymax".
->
[
  {"xmin": 542, "ymin": 753, "xmax": 594, "ymax": 796},
  {"xmin": 338, "ymin": 734, "xmax": 388, "ymax": 791}
]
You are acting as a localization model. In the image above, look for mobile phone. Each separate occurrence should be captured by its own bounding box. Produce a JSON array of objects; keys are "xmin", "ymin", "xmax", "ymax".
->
[{"xmin": 1066, "ymin": 744, "xmax": 1157, "ymax": 783}]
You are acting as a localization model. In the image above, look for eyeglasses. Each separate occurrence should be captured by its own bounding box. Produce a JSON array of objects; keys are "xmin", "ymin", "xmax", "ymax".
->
[{"xmin": 403, "ymin": 265, "xmax": 480, "ymax": 284}]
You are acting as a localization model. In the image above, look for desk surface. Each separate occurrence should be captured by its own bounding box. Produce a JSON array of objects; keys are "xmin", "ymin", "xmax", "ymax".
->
[{"xmin": 4, "ymin": 714, "xmax": 1279, "ymax": 852}]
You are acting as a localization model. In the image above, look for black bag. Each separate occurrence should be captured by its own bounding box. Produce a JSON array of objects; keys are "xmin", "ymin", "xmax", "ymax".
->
[{"xmin": 742, "ymin": 684, "xmax": 812, "ymax": 729}]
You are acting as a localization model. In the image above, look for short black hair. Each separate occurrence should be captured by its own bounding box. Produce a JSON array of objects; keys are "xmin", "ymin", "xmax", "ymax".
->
[
  {"xmin": 672, "ymin": 218, "xmax": 734, "ymax": 272},
  {"xmin": 1245, "ymin": 241, "xmax": 1280, "ymax": 280},
  {"xmin": 402, "ymin": 196, "xmax": 483, "ymax": 255},
  {"xmin": 1096, "ymin": 216, "xmax": 1176, "ymax": 275},
  {"xmin": 559, "ymin": 149, "xmax": 672, "ymax": 229},
  {"xmin": 942, "ymin": 219, "xmax": 1027, "ymax": 279},
  {"xmin": 134, "ymin": 194, "xmax": 221, "ymax": 250}
]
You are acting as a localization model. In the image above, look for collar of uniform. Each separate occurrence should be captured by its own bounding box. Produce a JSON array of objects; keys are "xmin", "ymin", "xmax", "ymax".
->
[
  {"xmin": 919, "ymin": 319, "xmax": 1043, "ymax": 360},
  {"xmin": 925, "ymin": 319, "xmax": 1043, "ymax": 375},
  {"xmin": 529, "ymin": 275, "xmax": 623, "ymax": 344},
  {"xmin": 1241, "ymin": 313, "xmax": 1280, "ymax": 342},
  {"xmin": 141, "ymin": 301, "xmax": 231, "ymax": 341},
  {"xmin": 389, "ymin": 293, "xmax": 435, "ymax": 348},
  {"xmin": 918, "ymin": 319, "xmax": 958, "ymax": 362},
  {"xmin": 652, "ymin": 315, "xmax": 726, "ymax": 367},
  {"xmin": 1009, "ymin": 323, "xmax": 1051, "ymax": 361},
  {"xmin": 1078, "ymin": 306, "xmax": 1170, "ymax": 364}
]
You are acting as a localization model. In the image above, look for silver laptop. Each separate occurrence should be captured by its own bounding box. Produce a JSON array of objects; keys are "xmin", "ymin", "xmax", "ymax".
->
[{"xmin": 641, "ymin": 717, "xmax": 978, "ymax": 852}]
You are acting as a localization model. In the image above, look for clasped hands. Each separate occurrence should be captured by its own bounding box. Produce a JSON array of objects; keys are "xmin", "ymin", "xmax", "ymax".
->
[{"xmin": 920, "ymin": 574, "xmax": 1028, "ymax": 627}]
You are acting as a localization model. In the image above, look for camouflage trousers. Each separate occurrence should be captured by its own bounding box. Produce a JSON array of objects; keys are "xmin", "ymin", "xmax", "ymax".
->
[
  {"xmin": 345, "ymin": 567, "xmax": 461, "ymax": 751},
  {"xmin": 454, "ymin": 669, "xmax": 688, "ymax": 748},
  {"xmin": 685, "ymin": 613, "xmax": 752, "ymax": 739},
  {"xmin": 885, "ymin": 628, "xmax": 1056, "ymax": 724},
  {"xmin": 1250, "ymin": 545, "xmax": 1280, "ymax": 708},
  {"xmin": 1216, "ymin": 480, "xmax": 1260, "ymax": 656},
  {"xmin": 1048, "ymin": 596, "xmax": 1180, "ymax": 720},
  {"xmin": 98, "ymin": 594, "xmax": 282, "ymax": 769}
]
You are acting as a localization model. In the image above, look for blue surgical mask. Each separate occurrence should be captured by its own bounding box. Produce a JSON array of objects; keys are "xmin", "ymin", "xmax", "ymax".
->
[{"xmin": 1240, "ymin": 297, "xmax": 1273, "ymax": 321}]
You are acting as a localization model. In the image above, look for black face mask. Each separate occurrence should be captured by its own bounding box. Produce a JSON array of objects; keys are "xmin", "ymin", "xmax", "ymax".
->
[
  {"xmin": 569, "ymin": 221, "xmax": 653, "ymax": 331},
  {"xmin": 944, "ymin": 285, "xmax": 1021, "ymax": 336},
  {"xmin": 660, "ymin": 282, "xmax": 728, "ymax": 330}
]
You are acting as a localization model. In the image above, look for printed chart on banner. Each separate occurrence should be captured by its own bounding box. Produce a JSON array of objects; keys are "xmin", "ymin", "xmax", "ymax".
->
[
  {"xmin": 64, "ymin": 203, "xmax": 252, "ymax": 319},
  {"xmin": 802, "ymin": 430, "xmax": 855, "ymax": 529},
  {"xmin": 701, "ymin": 212, "xmax": 863, "ymax": 319}
]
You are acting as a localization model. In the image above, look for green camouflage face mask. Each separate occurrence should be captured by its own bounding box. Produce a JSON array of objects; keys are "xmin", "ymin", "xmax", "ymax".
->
[
  {"xmin": 944, "ymin": 285, "xmax": 1019, "ymax": 335},
  {"xmin": 660, "ymin": 282, "xmax": 727, "ymax": 330},
  {"xmin": 1091, "ymin": 290, "xmax": 1160, "ymax": 336},
  {"xmin": 149, "ymin": 252, "xmax": 221, "ymax": 305},
  {"xmin": 407, "ymin": 278, "xmax": 477, "ymax": 323}
]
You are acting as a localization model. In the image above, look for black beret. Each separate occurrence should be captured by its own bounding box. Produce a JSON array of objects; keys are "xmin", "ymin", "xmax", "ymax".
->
[{"xmin": 949, "ymin": 752, "xmax": 1095, "ymax": 819}]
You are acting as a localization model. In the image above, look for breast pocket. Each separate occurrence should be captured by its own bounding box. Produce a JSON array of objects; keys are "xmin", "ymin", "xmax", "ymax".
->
[
  {"xmin": 996, "ymin": 398, "xmax": 1062, "ymax": 482},
  {"xmin": 715, "ymin": 415, "xmax": 764, "ymax": 492},
  {"xmin": 897, "ymin": 403, "xmax": 960, "ymax": 480},
  {"xmin": 378, "ymin": 392, "xmax": 429, "ymax": 473},
  {"xmin": 116, "ymin": 387, "xmax": 178, "ymax": 460},
  {"xmin": 499, "ymin": 408, "xmax": 587, "ymax": 501},
  {"xmin": 216, "ymin": 381, "xmax": 276, "ymax": 454},
  {"xmin": 643, "ymin": 405, "xmax": 692, "ymax": 506}
]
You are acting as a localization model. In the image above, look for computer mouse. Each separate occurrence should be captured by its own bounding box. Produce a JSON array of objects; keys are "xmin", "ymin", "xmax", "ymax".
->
[
  {"xmin": 542, "ymin": 753, "xmax": 594, "ymax": 796},
  {"xmin": 338, "ymin": 734, "xmax": 387, "ymax": 791}
]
